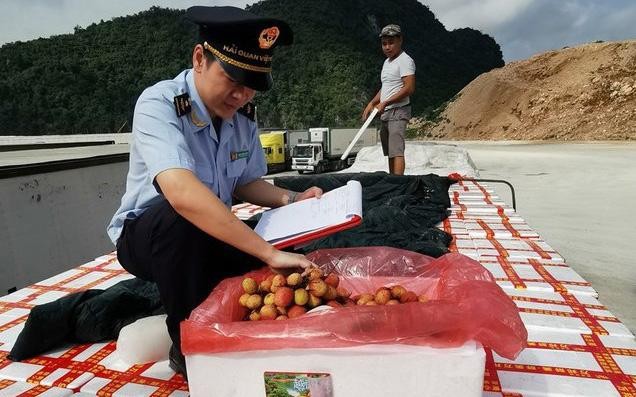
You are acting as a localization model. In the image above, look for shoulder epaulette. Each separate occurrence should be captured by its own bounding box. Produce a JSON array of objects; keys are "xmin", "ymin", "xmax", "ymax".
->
[
  {"xmin": 238, "ymin": 102, "xmax": 256, "ymax": 122},
  {"xmin": 173, "ymin": 93, "xmax": 192, "ymax": 117}
]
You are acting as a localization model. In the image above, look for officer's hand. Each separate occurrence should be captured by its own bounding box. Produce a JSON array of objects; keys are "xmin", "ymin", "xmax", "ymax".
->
[
  {"xmin": 267, "ymin": 250, "xmax": 314, "ymax": 274},
  {"xmin": 376, "ymin": 101, "xmax": 387, "ymax": 114},
  {"xmin": 362, "ymin": 103, "xmax": 374, "ymax": 120},
  {"xmin": 296, "ymin": 186, "xmax": 323, "ymax": 202}
]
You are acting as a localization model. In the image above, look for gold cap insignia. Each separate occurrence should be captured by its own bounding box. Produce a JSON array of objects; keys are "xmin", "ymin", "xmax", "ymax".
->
[{"xmin": 258, "ymin": 26, "xmax": 280, "ymax": 49}]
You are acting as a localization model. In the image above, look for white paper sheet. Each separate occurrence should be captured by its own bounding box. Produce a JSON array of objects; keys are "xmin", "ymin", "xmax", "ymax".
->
[{"xmin": 254, "ymin": 180, "xmax": 362, "ymax": 243}]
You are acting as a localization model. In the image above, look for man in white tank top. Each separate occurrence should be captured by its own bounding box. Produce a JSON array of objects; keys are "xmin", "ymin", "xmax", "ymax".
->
[{"xmin": 362, "ymin": 24, "xmax": 416, "ymax": 175}]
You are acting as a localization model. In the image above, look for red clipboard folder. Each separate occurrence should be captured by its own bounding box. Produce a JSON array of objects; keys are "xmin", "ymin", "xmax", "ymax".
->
[{"xmin": 271, "ymin": 215, "xmax": 362, "ymax": 250}]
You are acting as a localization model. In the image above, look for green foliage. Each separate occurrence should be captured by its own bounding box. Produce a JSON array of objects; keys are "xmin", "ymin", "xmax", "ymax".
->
[
  {"xmin": 0, "ymin": 7, "xmax": 195, "ymax": 135},
  {"xmin": 405, "ymin": 127, "xmax": 420, "ymax": 139},
  {"xmin": 0, "ymin": 1, "xmax": 503, "ymax": 135},
  {"xmin": 264, "ymin": 376, "xmax": 293, "ymax": 397},
  {"xmin": 423, "ymin": 92, "xmax": 461, "ymax": 123}
]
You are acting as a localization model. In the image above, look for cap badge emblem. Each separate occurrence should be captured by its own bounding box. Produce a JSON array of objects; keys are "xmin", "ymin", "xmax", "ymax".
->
[{"xmin": 258, "ymin": 26, "xmax": 280, "ymax": 49}]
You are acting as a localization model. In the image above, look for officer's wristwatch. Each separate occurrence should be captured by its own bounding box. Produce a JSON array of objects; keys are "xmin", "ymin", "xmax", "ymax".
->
[{"xmin": 286, "ymin": 190, "xmax": 298, "ymax": 205}]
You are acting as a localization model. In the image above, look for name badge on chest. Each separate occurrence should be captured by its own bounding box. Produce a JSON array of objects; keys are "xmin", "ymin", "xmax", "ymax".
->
[{"xmin": 230, "ymin": 150, "xmax": 249, "ymax": 161}]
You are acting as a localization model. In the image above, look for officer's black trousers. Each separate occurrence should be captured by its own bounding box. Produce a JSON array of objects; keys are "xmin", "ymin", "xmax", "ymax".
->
[{"xmin": 116, "ymin": 199, "xmax": 265, "ymax": 350}]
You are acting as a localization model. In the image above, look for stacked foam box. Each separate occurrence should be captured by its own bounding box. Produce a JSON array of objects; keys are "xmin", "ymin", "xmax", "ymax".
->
[
  {"xmin": 0, "ymin": 255, "xmax": 189, "ymax": 396},
  {"xmin": 232, "ymin": 202, "xmax": 270, "ymax": 220},
  {"xmin": 444, "ymin": 180, "xmax": 636, "ymax": 396},
  {"xmin": 186, "ymin": 342, "xmax": 486, "ymax": 397}
]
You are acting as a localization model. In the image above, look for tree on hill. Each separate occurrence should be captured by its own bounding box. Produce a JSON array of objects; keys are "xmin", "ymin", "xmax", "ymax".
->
[
  {"xmin": 0, "ymin": 1, "xmax": 503, "ymax": 135},
  {"xmin": 0, "ymin": 7, "xmax": 194, "ymax": 135}
]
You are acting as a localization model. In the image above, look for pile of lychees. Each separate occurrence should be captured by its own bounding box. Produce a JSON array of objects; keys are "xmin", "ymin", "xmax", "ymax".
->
[{"xmin": 238, "ymin": 267, "xmax": 427, "ymax": 321}]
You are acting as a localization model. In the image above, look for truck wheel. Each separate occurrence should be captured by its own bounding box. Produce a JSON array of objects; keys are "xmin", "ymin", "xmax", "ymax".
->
[
  {"xmin": 298, "ymin": 170, "xmax": 305, "ymax": 174},
  {"xmin": 316, "ymin": 164, "xmax": 324, "ymax": 174}
]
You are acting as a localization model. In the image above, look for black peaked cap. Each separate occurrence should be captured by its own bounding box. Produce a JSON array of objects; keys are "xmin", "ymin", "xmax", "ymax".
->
[{"xmin": 185, "ymin": 6, "xmax": 293, "ymax": 91}]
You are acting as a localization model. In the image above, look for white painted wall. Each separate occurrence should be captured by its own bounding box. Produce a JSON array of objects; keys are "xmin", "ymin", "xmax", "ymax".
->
[
  {"xmin": 0, "ymin": 133, "xmax": 131, "ymax": 146},
  {"xmin": 0, "ymin": 161, "xmax": 128, "ymax": 294}
]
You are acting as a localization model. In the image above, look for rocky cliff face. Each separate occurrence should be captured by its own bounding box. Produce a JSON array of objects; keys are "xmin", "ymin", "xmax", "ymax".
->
[{"xmin": 419, "ymin": 40, "xmax": 636, "ymax": 140}]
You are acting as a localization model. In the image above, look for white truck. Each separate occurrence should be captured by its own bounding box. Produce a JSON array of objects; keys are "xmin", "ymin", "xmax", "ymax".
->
[{"xmin": 291, "ymin": 127, "xmax": 378, "ymax": 174}]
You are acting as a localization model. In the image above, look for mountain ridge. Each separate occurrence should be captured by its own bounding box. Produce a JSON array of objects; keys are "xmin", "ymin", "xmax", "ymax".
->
[{"xmin": 0, "ymin": 1, "xmax": 503, "ymax": 134}]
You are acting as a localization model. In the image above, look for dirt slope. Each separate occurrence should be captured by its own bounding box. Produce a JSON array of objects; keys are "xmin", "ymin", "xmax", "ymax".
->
[{"xmin": 420, "ymin": 40, "xmax": 636, "ymax": 140}]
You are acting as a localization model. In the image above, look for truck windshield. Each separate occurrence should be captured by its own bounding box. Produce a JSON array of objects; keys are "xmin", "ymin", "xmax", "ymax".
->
[{"xmin": 292, "ymin": 146, "xmax": 313, "ymax": 158}]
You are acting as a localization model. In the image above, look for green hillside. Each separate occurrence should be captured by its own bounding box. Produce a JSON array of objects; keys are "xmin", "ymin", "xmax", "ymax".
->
[{"xmin": 0, "ymin": 0, "xmax": 503, "ymax": 135}]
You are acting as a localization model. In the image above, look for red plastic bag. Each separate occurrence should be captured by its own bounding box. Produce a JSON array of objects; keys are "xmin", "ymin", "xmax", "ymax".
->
[{"xmin": 182, "ymin": 247, "xmax": 527, "ymax": 360}]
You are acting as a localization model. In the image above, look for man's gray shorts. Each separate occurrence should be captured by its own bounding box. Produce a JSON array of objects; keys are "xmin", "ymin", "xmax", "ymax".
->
[{"xmin": 380, "ymin": 105, "xmax": 411, "ymax": 158}]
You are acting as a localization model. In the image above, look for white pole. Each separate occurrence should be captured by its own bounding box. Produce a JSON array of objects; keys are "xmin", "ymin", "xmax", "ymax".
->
[{"xmin": 340, "ymin": 107, "xmax": 379, "ymax": 161}]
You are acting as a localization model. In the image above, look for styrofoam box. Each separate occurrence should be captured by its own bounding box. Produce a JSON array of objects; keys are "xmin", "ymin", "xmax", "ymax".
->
[{"xmin": 186, "ymin": 341, "xmax": 485, "ymax": 397}]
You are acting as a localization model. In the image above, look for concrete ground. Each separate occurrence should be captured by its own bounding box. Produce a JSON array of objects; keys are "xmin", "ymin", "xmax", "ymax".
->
[{"xmin": 455, "ymin": 142, "xmax": 636, "ymax": 333}]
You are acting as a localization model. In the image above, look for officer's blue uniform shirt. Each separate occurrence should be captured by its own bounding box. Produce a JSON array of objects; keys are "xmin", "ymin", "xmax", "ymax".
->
[{"xmin": 107, "ymin": 69, "xmax": 267, "ymax": 244}]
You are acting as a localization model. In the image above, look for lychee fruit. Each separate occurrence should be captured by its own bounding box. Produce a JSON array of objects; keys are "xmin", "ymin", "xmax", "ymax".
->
[
  {"xmin": 307, "ymin": 268, "xmax": 323, "ymax": 280},
  {"xmin": 390, "ymin": 285, "xmax": 407, "ymax": 299},
  {"xmin": 336, "ymin": 286, "xmax": 351, "ymax": 299},
  {"xmin": 307, "ymin": 279, "xmax": 328, "ymax": 297},
  {"xmin": 263, "ymin": 292, "xmax": 275, "ymax": 306},
  {"xmin": 238, "ymin": 293, "xmax": 250, "ymax": 307},
  {"xmin": 324, "ymin": 285, "xmax": 338, "ymax": 300},
  {"xmin": 259, "ymin": 304, "xmax": 278, "ymax": 320},
  {"xmin": 307, "ymin": 293, "xmax": 322, "ymax": 308},
  {"xmin": 294, "ymin": 288, "xmax": 309, "ymax": 306},
  {"xmin": 286, "ymin": 272, "xmax": 302, "ymax": 287},
  {"xmin": 324, "ymin": 273, "xmax": 340, "ymax": 288},
  {"xmin": 274, "ymin": 287, "xmax": 294, "ymax": 307},
  {"xmin": 356, "ymin": 293, "xmax": 375, "ymax": 305},
  {"xmin": 270, "ymin": 274, "xmax": 287, "ymax": 292},
  {"xmin": 246, "ymin": 294, "xmax": 263, "ymax": 310},
  {"xmin": 249, "ymin": 311, "xmax": 261, "ymax": 321},
  {"xmin": 242, "ymin": 277, "xmax": 258, "ymax": 294},
  {"xmin": 375, "ymin": 288, "xmax": 392, "ymax": 305},
  {"xmin": 287, "ymin": 305, "xmax": 307, "ymax": 319},
  {"xmin": 259, "ymin": 278, "xmax": 273, "ymax": 293},
  {"xmin": 400, "ymin": 291, "xmax": 418, "ymax": 303}
]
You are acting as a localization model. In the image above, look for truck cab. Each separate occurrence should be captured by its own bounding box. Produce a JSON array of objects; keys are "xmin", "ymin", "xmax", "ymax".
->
[
  {"xmin": 291, "ymin": 142, "xmax": 326, "ymax": 173},
  {"xmin": 259, "ymin": 130, "xmax": 288, "ymax": 173},
  {"xmin": 259, "ymin": 129, "xmax": 310, "ymax": 174},
  {"xmin": 291, "ymin": 127, "xmax": 374, "ymax": 174}
]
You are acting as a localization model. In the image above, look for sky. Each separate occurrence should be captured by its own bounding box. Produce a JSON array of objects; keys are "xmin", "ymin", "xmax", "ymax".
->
[{"xmin": 1, "ymin": 0, "xmax": 635, "ymax": 62}]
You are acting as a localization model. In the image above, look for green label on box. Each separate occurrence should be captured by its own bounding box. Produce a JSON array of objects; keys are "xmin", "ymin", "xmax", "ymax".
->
[{"xmin": 264, "ymin": 371, "xmax": 332, "ymax": 397}]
